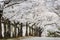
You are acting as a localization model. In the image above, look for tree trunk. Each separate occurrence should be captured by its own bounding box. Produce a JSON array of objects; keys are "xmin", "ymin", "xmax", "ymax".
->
[
  {"xmin": 0, "ymin": 14, "xmax": 2, "ymax": 38},
  {"xmin": 7, "ymin": 20, "xmax": 11, "ymax": 38},
  {"xmin": 0, "ymin": 11, "xmax": 2, "ymax": 38},
  {"xmin": 29, "ymin": 27, "xmax": 31, "ymax": 36},
  {"xmin": 4, "ymin": 20, "xmax": 7, "ymax": 38},
  {"xmin": 20, "ymin": 23, "xmax": 23, "ymax": 37},
  {"xmin": 14, "ymin": 23, "xmax": 17, "ymax": 37},
  {"xmin": 32, "ymin": 26, "xmax": 33, "ymax": 36},
  {"xmin": 18, "ymin": 27, "xmax": 19, "ymax": 37},
  {"xmin": 25, "ymin": 22, "xmax": 28, "ymax": 36},
  {"xmin": 39, "ymin": 27, "xmax": 42, "ymax": 37},
  {"xmin": 13, "ymin": 22, "xmax": 16, "ymax": 37}
]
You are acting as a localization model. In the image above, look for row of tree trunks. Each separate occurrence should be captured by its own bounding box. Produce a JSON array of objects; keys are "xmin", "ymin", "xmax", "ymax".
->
[
  {"xmin": 0, "ymin": 17, "xmax": 42, "ymax": 38},
  {"xmin": 3, "ymin": 19, "xmax": 10, "ymax": 38},
  {"xmin": 25, "ymin": 23, "xmax": 42, "ymax": 37},
  {"xmin": 33, "ymin": 27, "xmax": 42, "ymax": 37},
  {"xmin": 4, "ymin": 21, "xmax": 23, "ymax": 38},
  {"xmin": 29, "ymin": 26, "xmax": 42, "ymax": 37}
]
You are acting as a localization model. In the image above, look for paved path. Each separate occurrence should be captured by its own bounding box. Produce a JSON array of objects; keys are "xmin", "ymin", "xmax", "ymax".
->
[
  {"xmin": 20, "ymin": 37, "xmax": 60, "ymax": 40},
  {"xmin": 1, "ymin": 37, "xmax": 60, "ymax": 40}
]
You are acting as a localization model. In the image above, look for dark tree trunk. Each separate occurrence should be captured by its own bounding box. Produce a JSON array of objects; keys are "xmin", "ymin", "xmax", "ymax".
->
[
  {"xmin": 32, "ymin": 26, "xmax": 33, "ymax": 36},
  {"xmin": 18, "ymin": 27, "xmax": 20, "ymax": 36},
  {"xmin": 34, "ymin": 28, "xmax": 37, "ymax": 36},
  {"xmin": 25, "ymin": 22, "xmax": 28, "ymax": 36},
  {"xmin": 4, "ymin": 20, "xmax": 7, "ymax": 38},
  {"xmin": 29, "ymin": 27, "xmax": 31, "ymax": 36},
  {"xmin": 14, "ymin": 23, "xmax": 17, "ymax": 37},
  {"xmin": 13, "ymin": 22, "xmax": 16, "ymax": 37},
  {"xmin": 15, "ymin": 26, "xmax": 16, "ymax": 37},
  {"xmin": 39, "ymin": 27, "xmax": 42, "ymax": 37},
  {"xmin": 7, "ymin": 20, "xmax": 11, "ymax": 38},
  {"xmin": 20, "ymin": 23, "xmax": 23, "ymax": 37},
  {"xmin": 34, "ymin": 30, "xmax": 37, "ymax": 36},
  {"xmin": 0, "ymin": 11, "xmax": 2, "ymax": 38}
]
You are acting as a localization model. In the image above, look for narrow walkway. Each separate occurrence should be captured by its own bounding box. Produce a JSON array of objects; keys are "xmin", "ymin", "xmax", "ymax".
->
[
  {"xmin": 20, "ymin": 37, "xmax": 60, "ymax": 40},
  {"xmin": 1, "ymin": 37, "xmax": 60, "ymax": 40}
]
